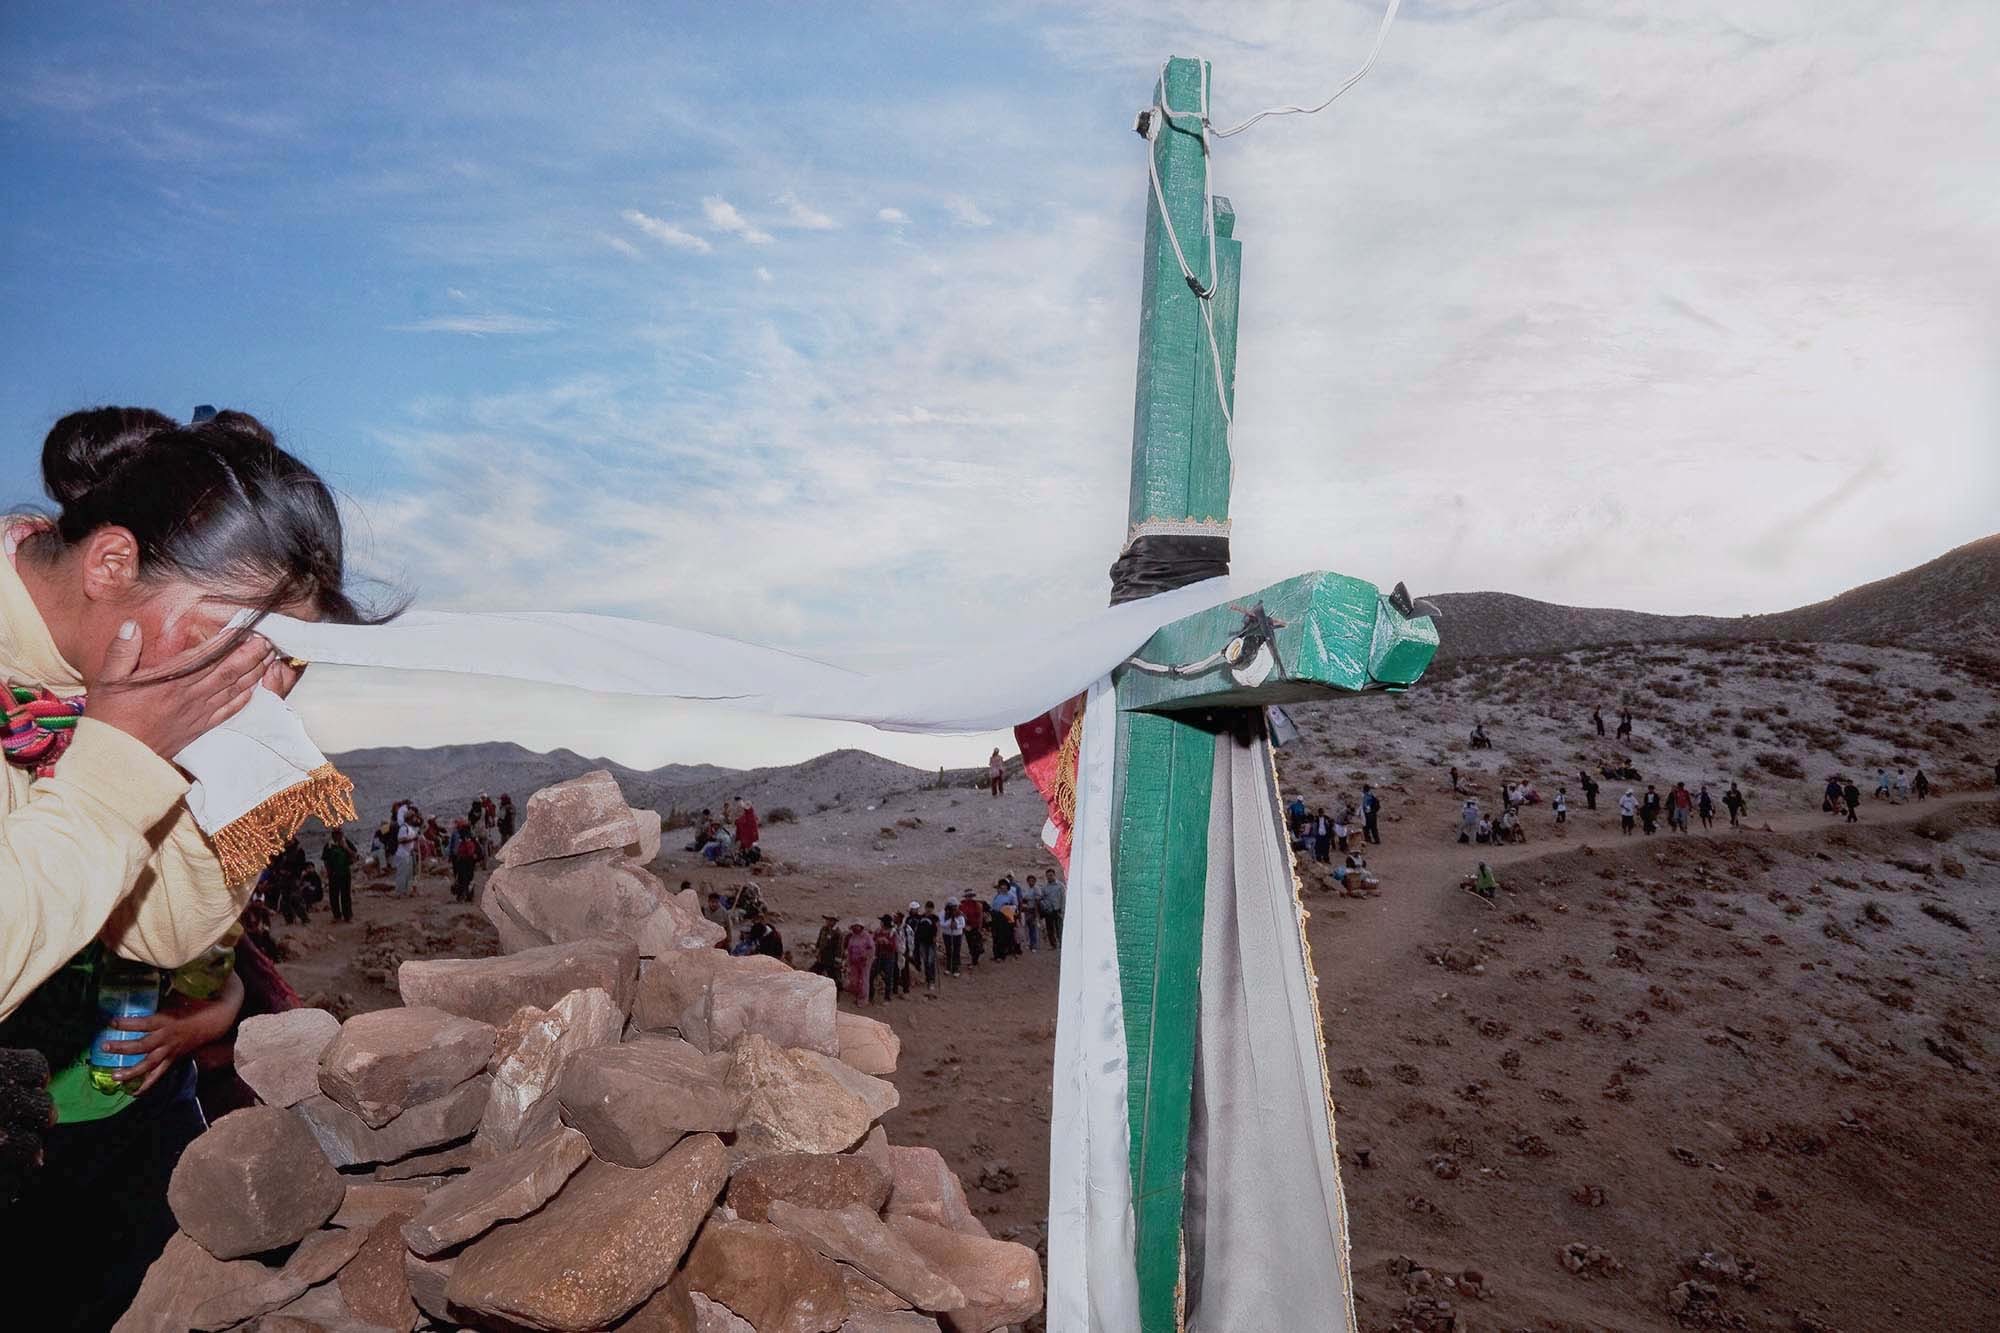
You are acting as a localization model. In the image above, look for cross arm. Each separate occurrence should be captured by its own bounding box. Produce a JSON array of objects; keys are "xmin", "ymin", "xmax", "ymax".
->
[{"xmin": 1111, "ymin": 569, "xmax": 1438, "ymax": 713}]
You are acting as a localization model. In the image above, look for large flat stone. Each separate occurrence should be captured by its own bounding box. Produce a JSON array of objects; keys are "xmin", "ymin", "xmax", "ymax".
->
[
  {"xmin": 692, "ymin": 1292, "xmax": 756, "ymax": 1333},
  {"xmin": 318, "ymin": 1007, "xmax": 497, "ymax": 1128},
  {"xmin": 235, "ymin": 1008, "xmax": 343, "ymax": 1108},
  {"xmin": 885, "ymin": 1217, "xmax": 1043, "ymax": 1333},
  {"xmin": 727, "ymin": 1152, "xmax": 892, "ymax": 1224},
  {"xmin": 448, "ymin": 1134, "xmax": 727, "ymax": 1331},
  {"xmin": 834, "ymin": 1012, "xmax": 900, "ymax": 1076},
  {"xmin": 331, "ymin": 1181, "xmax": 437, "ymax": 1231},
  {"xmin": 881, "ymin": 1147, "xmax": 984, "ymax": 1238},
  {"xmin": 726, "ymin": 1034, "xmax": 877, "ymax": 1157},
  {"xmin": 403, "ymin": 1250, "xmax": 454, "ymax": 1325},
  {"xmin": 338, "ymin": 1213, "xmax": 419, "ymax": 1331},
  {"xmin": 838, "ymin": 1265, "xmax": 910, "ymax": 1315},
  {"xmin": 634, "ymin": 949, "xmax": 837, "ymax": 1055},
  {"xmin": 800, "ymin": 1051, "xmax": 898, "ymax": 1120},
  {"xmin": 768, "ymin": 1203, "xmax": 964, "ymax": 1313},
  {"xmin": 478, "ymin": 986, "xmax": 624, "ymax": 1153},
  {"xmin": 558, "ymin": 1037, "xmax": 742, "ymax": 1167},
  {"xmin": 168, "ymin": 1106, "xmax": 345, "ymax": 1259},
  {"xmin": 112, "ymin": 1232, "xmax": 265, "ymax": 1333},
  {"xmin": 499, "ymin": 770, "xmax": 641, "ymax": 867},
  {"xmin": 295, "ymin": 1076, "xmax": 491, "ymax": 1168},
  {"xmin": 682, "ymin": 1218, "xmax": 848, "ymax": 1333},
  {"xmin": 397, "ymin": 938, "xmax": 638, "ymax": 1027},
  {"xmin": 842, "ymin": 1315, "xmax": 943, "ymax": 1333},
  {"xmin": 188, "ymin": 1225, "xmax": 370, "ymax": 1330},
  {"xmin": 483, "ymin": 852, "xmax": 719, "ymax": 957},
  {"xmin": 610, "ymin": 1274, "xmax": 695, "ymax": 1332},
  {"xmin": 402, "ymin": 1125, "xmax": 592, "ymax": 1256}
]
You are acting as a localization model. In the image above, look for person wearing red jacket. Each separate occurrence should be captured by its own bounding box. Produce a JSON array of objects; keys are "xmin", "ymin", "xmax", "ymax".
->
[{"xmin": 958, "ymin": 894, "xmax": 985, "ymax": 968}]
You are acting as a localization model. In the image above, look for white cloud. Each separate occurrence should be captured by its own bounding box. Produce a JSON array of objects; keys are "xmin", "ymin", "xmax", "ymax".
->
[
  {"xmin": 392, "ymin": 314, "xmax": 558, "ymax": 335},
  {"xmin": 877, "ymin": 206, "xmax": 909, "ymax": 225},
  {"xmin": 701, "ymin": 194, "xmax": 774, "ymax": 244},
  {"xmin": 622, "ymin": 208, "xmax": 712, "ymax": 253},
  {"xmin": 600, "ymin": 233, "xmax": 643, "ymax": 260},
  {"xmin": 945, "ymin": 195, "xmax": 992, "ymax": 227},
  {"xmin": 755, "ymin": 266, "xmax": 774, "ymax": 284},
  {"xmin": 777, "ymin": 190, "xmax": 836, "ymax": 230}
]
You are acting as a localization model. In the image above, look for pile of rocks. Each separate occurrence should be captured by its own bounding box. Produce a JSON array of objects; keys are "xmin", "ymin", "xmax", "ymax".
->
[{"xmin": 120, "ymin": 771, "xmax": 1042, "ymax": 1333}]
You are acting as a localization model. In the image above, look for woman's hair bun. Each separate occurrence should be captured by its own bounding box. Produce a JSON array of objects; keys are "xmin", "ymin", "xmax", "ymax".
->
[{"xmin": 40, "ymin": 406, "xmax": 179, "ymax": 510}]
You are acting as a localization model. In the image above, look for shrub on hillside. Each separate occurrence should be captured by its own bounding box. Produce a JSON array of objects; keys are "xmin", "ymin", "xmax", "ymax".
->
[
  {"xmin": 1755, "ymin": 751, "xmax": 1805, "ymax": 780},
  {"xmin": 766, "ymin": 806, "xmax": 797, "ymax": 824}
]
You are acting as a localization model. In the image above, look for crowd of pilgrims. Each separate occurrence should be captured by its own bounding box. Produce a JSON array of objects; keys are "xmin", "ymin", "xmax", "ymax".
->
[{"xmin": 773, "ymin": 872, "xmax": 1068, "ymax": 1006}]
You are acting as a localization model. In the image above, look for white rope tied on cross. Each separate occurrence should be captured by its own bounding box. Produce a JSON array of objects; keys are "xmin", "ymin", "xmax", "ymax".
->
[{"xmin": 1138, "ymin": 0, "xmax": 1401, "ymax": 513}]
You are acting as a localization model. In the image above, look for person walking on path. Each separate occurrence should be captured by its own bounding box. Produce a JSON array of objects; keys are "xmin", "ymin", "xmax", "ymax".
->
[
  {"xmin": 1021, "ymin": 877, "xmax": 1042, "ymax": 952},
  {"xmin": 1617, "ymin": 709, "xmax": 1633, "ymax": 741},
  {"xmin": 1874, "ymin": 769, "xmax": 1892, "ymax": 799},
  {"xmin": 960, "ymin": 893, "xmax": 985, "ymax": 967},
  {"xmin": 988, "ymin": 748, "xmax": 1006, "ymax": 797},
  {"xmin": 1619, "ymin": 789, "xmax": 1638, "ymax": 835},
  {"xmin": 1578, "ymin": 771, "xmax": 1598, "ymax": 811},
  {"xmin": 1641, "ymin": 786, "xmax": 1662, "ymax": 835},
  {"xmin": 322, "ymin": 827, "xmax": 356, "ymax": 923},
  {"xmin": 1724, "ymin": 783, "xmax": 1746, "ymax": 828},
  {"xmin": 991, "ymin": 879, "xmax": 1020, "ymax": 960},
  {"xmin": 1553, "ymin": 788, "xmax": 1568, "ymax": 825},
  {"xmin": 940, "ymin": 903, "xmax": 966, "ymax": 976},
  {"xmin": 1697, "ymin": 785, "xmax": 1715, "ymax": 830},
  {"xmin": 394, "ymin": 809, "xmax": 421, "ymax": 897},
  {"xmin": 1450, "ymin": 766, "xmax": 1464, "ymax": 795},
  {"xmin": 448, "ymin": 817, "xmax": 484, "ymax": 901},
  {"xmin": 1669, "ymin": 782, "xmax": 1693, "ymax": 834},
  {"xmin": 915, "ymin": 901, "xmax": 940, "ymax": 993},
  {"xmin": 1843, "ymin": 779, "xmax": 1862, "ymax": 822},
  {"xmin": 1041, "ymin": 873, "xmax": 1064, "ymax": 949},
  {"xmin": 497, "ymin": 793, "xmax": 516, "ymax": 843},
  {"xmin": 1893, "ymin": 769, "xmax": 1910, "ymax": 801},
  {"xmin": 1593, "ymin": 707, "xmax": 1605, "ymax": 737},
  {"xmin": 869, "ymin": 916, "xmax": 899, "ymax": 1003},
  {"xmin": 1914, "ymin": 769, "xmax": 1931, "ymax": 800},
  {"xmin": 844, "ymin": 923, "xmax": 875, "ymax": 1004},
  {"xmin": 1312, "ymin": 808, "xmax": 1332, "ymax": 862},
  {"xmin": 1362, "ymin": 785, "xmax": 1382, "ymax": 844},
  {"xmin": 812, "ymin": 915, "xmax": 843, "ymax": 982}
]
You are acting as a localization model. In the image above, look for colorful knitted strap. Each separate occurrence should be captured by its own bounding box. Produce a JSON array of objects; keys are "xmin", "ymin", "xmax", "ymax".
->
[{"xmin": 4, "ymin": 683, "xmax": 86, "ymax": 777}]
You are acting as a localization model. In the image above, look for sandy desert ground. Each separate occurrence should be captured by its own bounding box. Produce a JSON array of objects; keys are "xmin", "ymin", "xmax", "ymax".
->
[{"xmin": 273, "ymin": 636, "xmax": 2000, "ymax": 1331}]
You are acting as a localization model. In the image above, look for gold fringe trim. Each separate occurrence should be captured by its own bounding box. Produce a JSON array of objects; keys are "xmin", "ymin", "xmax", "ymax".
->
[
  {"xmin": 210, "ymin": 763, "xmax": 358, "ymax": 888},
  {"xmin": 1047, "ymin": 698, "xmax": 1088, "ymax": 834}
]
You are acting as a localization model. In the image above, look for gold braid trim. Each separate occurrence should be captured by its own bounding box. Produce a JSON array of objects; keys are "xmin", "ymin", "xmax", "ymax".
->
[
  {"xmin": 1046, "ymin": 698, "xmax": 1088, "ymax": 832},
  {"xmin": 210, "ymin": 763, "xmax": 357, "ymax": 887}
]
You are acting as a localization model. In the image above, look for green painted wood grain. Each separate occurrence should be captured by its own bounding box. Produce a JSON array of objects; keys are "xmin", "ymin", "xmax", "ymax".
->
[
  {"xmin": 1127, "ymin": 57, "xmax": 1220, "ymax": 532},
  {"xmin": 1109, "ymin": 700, "xmax": 1213, "ymax": 1333}
]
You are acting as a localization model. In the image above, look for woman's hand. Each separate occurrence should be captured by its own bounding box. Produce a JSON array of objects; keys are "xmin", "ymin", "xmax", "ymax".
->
[
  {"xmin": 99, "ymin": 972, "xmax": 244, "ymax": 1096},
  {"xmin": 85, "ymin": 622, "xmax": 273, "ymax": 759}
]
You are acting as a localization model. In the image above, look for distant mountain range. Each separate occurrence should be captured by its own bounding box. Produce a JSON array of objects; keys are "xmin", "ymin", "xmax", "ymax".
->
[
  {"xmin": 330, "ymin": 743, "xmax": 974, "ymax": 831},
  {"xmin": 330, "ymin": 535, "xmax": 1995, "ymax": 822},
  {"xmin": 1423, "ymin": 533, "xmax": 1998, "ymax": 662}
]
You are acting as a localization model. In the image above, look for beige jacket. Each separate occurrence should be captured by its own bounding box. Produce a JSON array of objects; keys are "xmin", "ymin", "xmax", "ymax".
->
[{"xmin": 0, "ymin": 553, "xmax": 246, "ymax": 1021}]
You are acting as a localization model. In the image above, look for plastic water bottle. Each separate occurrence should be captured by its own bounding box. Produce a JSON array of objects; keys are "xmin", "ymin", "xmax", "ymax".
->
[{"xmin": 88, "ymin": 957, "xmax": 161, "ymax": 1095}]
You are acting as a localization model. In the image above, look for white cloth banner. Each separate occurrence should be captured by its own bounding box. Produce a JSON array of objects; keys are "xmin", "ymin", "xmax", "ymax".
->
[
  {"xmin": 1044, "ymin": 676, "xmax": 1141, "ymax": 1332},
  {"xmin": 253, "ymin": 575, "xmax": 1275, "ymax": 734}
]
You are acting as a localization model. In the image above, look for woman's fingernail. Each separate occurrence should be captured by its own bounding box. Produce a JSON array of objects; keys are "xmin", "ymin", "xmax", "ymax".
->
[{"xmin": 117, "ymin": 620, "xmax": 137, "ymax": 640}]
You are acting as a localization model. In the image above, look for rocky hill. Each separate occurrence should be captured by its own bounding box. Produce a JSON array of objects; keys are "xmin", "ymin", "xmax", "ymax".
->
[
  {"xmin": 332, "ymin": 740, "xmax": 978, "ymax": 831},
  {"xmin": 1426, "ymin": 533, "xmax": 1999, "ymax": 662}
]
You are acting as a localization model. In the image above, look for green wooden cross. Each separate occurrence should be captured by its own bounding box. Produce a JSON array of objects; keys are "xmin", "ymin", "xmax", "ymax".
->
[{"xmin": 1108, "ymin": 56, "xmax": 1437, "ymax": 1331}]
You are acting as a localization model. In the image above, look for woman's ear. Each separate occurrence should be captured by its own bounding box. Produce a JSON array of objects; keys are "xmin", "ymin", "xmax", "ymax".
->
[{"xmin": 77, "ymin": 527, "xmax": 141, "ymax": 603}]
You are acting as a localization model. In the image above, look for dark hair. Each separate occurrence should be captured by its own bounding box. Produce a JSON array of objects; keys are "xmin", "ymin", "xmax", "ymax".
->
[{"xmin": 34, "ymin": 405, "xmax": 401, "ymax": 674}]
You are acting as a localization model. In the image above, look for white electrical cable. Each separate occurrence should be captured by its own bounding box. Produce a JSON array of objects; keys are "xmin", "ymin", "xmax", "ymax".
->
[{"xmin": 1208, "ymin": 0, "xmax": 1402, "ymax": 139}]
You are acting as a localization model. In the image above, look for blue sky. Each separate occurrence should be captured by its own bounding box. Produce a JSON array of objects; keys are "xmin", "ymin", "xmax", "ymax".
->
[{"xmin": 3, "ymin": 2, "xmax": 1995, "ymax": 766}]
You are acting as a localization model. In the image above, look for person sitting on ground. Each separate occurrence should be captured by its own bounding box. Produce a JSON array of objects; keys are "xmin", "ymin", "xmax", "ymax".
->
[
  {"xmin": 1470, "ymin": 722, "xmax": 1491, "ymax": 750},
  {"xmin": 1474, "ymin": 814, "xmax": 1493, "ymax": 845},
  {"xmin": 699, "ymin": 824, "xmax": 734, "ymax": 864},
  {"xmin": 1462, "ymin": 861, "xmax": 1500, "ymax": 900}
]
